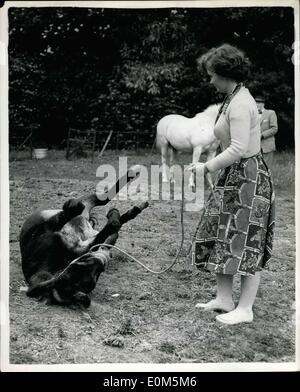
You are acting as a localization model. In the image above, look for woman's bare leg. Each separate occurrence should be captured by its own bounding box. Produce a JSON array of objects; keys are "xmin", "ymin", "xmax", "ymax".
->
[
  {"xmin": 195, "ymin": 273, "xmax": 235, "ymax": 312},
  {"xmin": 216, "ymin": 272, "xmax": 260, "ymax": 324}
]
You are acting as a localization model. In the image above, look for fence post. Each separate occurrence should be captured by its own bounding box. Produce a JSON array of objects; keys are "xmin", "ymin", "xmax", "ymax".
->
[{"xmin": 99, "ymin": 130, "xmax": 113, "ymax": 158}]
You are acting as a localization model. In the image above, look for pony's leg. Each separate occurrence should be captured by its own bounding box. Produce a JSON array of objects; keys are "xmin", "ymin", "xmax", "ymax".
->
[
  {"xmin": 189, "ymin": 146, "xmax": 203, "ymax": 191},
  {"xmin": 161, "ymin": 144, "xmax": 169, "ymax": 183},
  {"xmin": 168, "ymin": 146, "xmax": 176, "ymax": 183}
]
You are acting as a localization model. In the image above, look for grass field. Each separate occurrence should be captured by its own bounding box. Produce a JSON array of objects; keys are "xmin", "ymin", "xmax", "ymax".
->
[{"xmin": 8, "ymin": 149, "xmax": 295, "ymax": 364}]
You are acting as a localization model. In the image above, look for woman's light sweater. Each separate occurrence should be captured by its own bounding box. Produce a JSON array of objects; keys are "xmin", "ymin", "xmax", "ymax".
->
[{"xmin": 206, "ymin": 86, "xmax": 261, "ymax": 173}]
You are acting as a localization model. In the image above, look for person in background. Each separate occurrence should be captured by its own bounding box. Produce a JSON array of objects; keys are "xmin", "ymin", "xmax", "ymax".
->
[{"xmin": 255, "ymin": 95, "xmax": 278, "ymax": 169}]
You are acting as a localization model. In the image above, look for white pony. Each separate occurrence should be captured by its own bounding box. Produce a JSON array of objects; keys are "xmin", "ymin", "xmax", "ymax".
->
[{"xmin": 156, "ymin": 104, "xmax": 220, "ymax": 189}]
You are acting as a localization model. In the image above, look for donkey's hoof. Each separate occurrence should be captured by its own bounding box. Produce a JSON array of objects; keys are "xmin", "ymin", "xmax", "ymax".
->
[
  {"xmin": 106, "ymin": 207, "xmax": 120, "ymax": 219},
  {"xmin": 63, "ymin": 199, "xmax": 85, "ymax": 217}
]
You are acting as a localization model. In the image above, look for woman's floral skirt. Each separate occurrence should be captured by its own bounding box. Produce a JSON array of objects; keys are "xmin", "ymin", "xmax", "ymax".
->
[{"xmin": 192, "ymin": 151, "xmax": 275, "ymax": 276}]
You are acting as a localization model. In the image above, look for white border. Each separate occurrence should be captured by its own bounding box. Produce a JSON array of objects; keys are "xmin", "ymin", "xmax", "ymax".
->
[
  {"xmin": 1, "ymin": 0, "xmax": 298, "ymax": 8},
  {"xmin": 1, "ymin": 0, "xmax": 299, "ymax": 372},
  {"xmin": 0, "ymin": 1, "xmax": 10, "ymax": 373},
  {"xmin": 294, "ymin": 0, "xmax": 300, "ymax": 374},
  {"xmin": 2, "ymin": 362, "xmax": 298, "ymax": 372}
]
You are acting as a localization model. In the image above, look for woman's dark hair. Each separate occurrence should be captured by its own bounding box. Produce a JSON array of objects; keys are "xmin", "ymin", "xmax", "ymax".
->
[{"xmin": 197, "ymin": 44, "xmax": 251, "ymax": 82}]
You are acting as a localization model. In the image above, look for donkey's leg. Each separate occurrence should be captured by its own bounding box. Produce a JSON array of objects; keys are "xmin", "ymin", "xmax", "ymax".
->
[
  {"xmin": 120, "ymin": 201, "xmax": 149, "ymax": 225},
  {"xmin": 92, "ymin": 208, "xmax": 121, "ymax": 245},
  {"xmin": 189, "ymin": 146, "xmax": 203, "ymax": 191},
  {"xmin": 104, "ymin": 233, "xmax": 119, "ymax": 247},
  {"xmin": 92, "ymin": 201, "xmax": 149, "ymax": 247},
  {"xmin": 37, "ymin": 200, "xmax": 85, "ymax": 233},
  {"xmin": 78, "ymin": 165, "xmax": 142, "ymax": 219},
  {"xmin": 99, "ymin": 201, "xmax": 149, "ymax": 254}
]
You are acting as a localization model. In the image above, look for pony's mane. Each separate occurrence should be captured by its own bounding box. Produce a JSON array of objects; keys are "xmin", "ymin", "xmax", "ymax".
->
[{"xmin": 195, "ymin": 104, "xmax": 221, "ymax": 119}]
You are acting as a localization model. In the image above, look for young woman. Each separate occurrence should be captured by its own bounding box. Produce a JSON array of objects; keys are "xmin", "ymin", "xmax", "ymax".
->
[{"xmin": 189, "ymin": 44, "xmax": 275, "ymax": 325}]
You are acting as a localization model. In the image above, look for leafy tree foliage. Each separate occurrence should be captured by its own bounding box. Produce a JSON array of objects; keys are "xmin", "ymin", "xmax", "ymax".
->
[{"xmin": 9, "ymin": 7, "xmax": 294, "ymax": 150}]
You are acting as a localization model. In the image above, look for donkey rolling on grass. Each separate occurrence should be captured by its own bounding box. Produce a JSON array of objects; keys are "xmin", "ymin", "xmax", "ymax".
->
[
  {"xmin": 19, "ymin": 165, "xmax": 149, "ymax": 308},
  {"xmin": 156, "ymin": 104, "xmax": 220, "ymax": 190}
]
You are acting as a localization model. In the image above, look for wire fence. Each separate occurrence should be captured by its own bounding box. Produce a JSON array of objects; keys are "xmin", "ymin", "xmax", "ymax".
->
[{"xmin": 9, "ymin": 128, "xmax": 157, "ymax": 154}]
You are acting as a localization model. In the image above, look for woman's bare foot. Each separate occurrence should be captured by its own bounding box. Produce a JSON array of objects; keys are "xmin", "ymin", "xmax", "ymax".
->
[
  {"xmin": 216, "ymin": 308, "xmax": 253, "ymax": 325},
  {"xmin": 195, "ymin": 298, "xmax": 235, "ymax": 312}
]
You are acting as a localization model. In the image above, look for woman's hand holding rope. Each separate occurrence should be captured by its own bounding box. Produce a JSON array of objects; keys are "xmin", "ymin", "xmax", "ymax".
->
[{"xmin": 185, "ymin": 162, "xmax": 215, "ymax": 196}]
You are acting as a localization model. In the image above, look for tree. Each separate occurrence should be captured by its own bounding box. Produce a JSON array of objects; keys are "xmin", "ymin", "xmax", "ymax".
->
[{"xmin": 9, "ymin": 6, "xmax": 294, "ymax": 150}]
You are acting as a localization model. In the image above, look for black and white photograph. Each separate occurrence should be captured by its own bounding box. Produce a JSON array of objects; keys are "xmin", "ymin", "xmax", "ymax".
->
[{"xmin": 0, "ymin": 0, "xmax": 298, "ymax": 371}]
